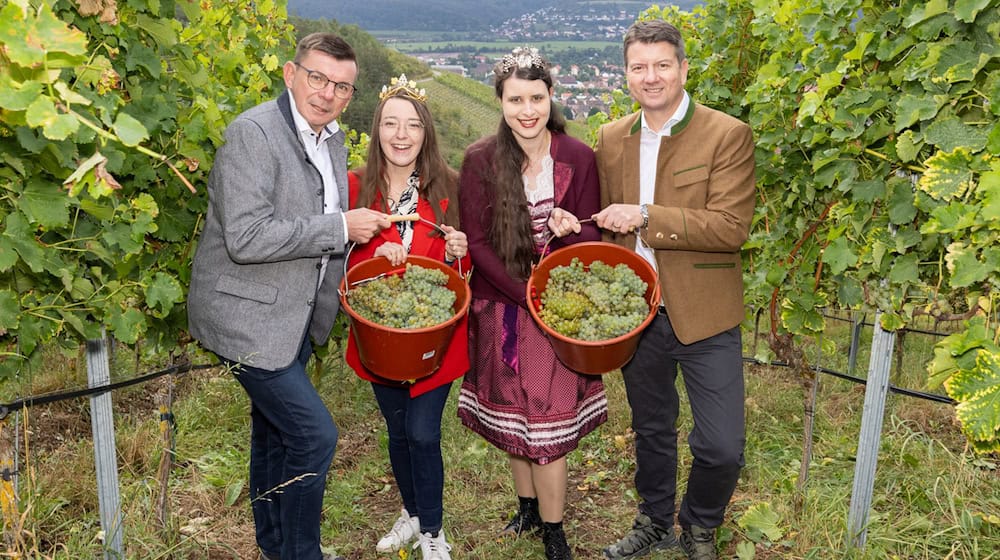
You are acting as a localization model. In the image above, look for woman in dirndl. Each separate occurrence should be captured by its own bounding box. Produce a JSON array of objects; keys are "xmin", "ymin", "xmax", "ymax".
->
[{"xmin": 456, "ymin": 46, "xmax": 607, "ymax": 560}]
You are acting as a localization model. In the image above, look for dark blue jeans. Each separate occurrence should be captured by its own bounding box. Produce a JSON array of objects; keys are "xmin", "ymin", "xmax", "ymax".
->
[
  {"xmin": 229, "ymin": 340, "xmax": 338, "ymax": 560},
  {"xmin": 371, "ymin": 381, "xmax": 452, "ymax": 534},
  {"xmin": 622, "ymin": 311, "xmax": 745, "ymax": 530}
]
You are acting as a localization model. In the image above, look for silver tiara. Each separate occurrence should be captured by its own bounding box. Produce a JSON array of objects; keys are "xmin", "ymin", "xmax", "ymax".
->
[{"xmin": 496, "ymin": 46, "xmax": 545, "ymax": 75}]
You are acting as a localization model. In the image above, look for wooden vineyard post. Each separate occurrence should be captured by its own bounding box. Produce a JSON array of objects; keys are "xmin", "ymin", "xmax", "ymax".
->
[
  {"xmin": 846, "ymin": 311, "xmax": 895, "ymax": 549},
  {"xmin": 87, "ymin": 332, "xmax": 124, "ymax": 558}
]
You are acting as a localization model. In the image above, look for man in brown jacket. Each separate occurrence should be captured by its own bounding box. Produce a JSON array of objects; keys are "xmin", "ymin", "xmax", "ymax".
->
[{"xmin": 592, "ymin": 20, "xmax": 756, "ymax": 560}]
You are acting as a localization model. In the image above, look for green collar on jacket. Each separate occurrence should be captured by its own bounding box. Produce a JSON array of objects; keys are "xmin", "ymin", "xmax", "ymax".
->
[{"xmin": 630, "ymin": 100, "xmax": 696, "ymax": 136}]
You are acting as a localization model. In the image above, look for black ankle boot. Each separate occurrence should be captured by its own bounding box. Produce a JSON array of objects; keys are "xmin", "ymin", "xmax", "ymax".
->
[
  {"xmin": 500, "ymin": 496, "xmax": 542, "ymax": 537},
  {"xmin": 542, "ymin": 521, "xmax": 573, "ymax": 560}
]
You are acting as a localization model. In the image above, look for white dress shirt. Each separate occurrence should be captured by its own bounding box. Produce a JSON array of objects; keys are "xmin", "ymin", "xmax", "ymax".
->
[
  {"xmin": 287, "ymin": 92, "xmax": 348, "ymax": 288},
  {"xmin": 637, "ymin": 91, "xmax": 691, "ymax": 271}
]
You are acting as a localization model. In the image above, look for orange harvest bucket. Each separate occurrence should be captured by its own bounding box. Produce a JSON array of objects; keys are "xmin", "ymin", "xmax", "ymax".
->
[
  {"xmin": 526, "ymin": 242, "xmax": 660, "ymax": 375},
  {"xmin": 340, "ymin": 255, "xmax": 470, "ymax": 381}
]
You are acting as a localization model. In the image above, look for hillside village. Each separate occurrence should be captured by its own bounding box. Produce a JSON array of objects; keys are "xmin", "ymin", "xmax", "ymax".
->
[{"xmin": 403, "ymin": 6, "xmax": 655, "ymax": 117}]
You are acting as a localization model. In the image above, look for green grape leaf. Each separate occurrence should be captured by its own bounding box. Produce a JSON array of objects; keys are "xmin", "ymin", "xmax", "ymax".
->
[
  {"xmin": 844, "ymin": 31, "xmax": 875, "ymax": 61},
  {"xmin": 738, "ymin": 502, "xmax": 784, "ymax": 542},
  {"xmin": 0, "ymin": 77, "xmax": 44, "ymax": 111},
  {"xmin": 947, "ymin": 351, "xmax": 1000, "ymax": 442},
  {"xmin": 144, "ymin": 272, "xmax": 183, "ymax": 315},
  {"xmin": 823, "ymin": 236, "xmax": 857, "ymax": 275},
  {"xmin": 879, "ymin": 312, "xmax": 905, "ymax": 332},
  {"xmin": 887, "ymin": 176, "xmax": 917, "ymax": 224},
  {"xmin": 895, "ymin": 93, "xmax": 940, "ymax": 131},
  {"xmin": 945, "ymin": 242, "xmax": 989, "ymax": 288},
  {"xmin": 917, "ymin": 148, "xmax": 975, "ymax": 201},
  {"xmin": 59, "ymin": 309, "xmax": 100, "ymax": 339},
  {"xmin": 903, "ymin": 0, "xmax": 948, "ymax": 27},
  {"xmin": 54, "ymin": 82, "xmax": 92, "ymax": 107},
  {"xmin": 136, "ymin": 14, "xmax": 178, "ymax": 47},
  {"xmin": 923, "ymin": 201, "xmax": 976, "ymax": 235},
  {"xmin": 0, "ymin": 289, "xmax": 19, "ymax": 332},
  {"xmin": 108, "ymin": 306, "xmax": 146, "ymax": 344},
  {"xmin": 980, "ymin": 168, "xmax": 1000, "ymax": 221},
  {"xmin": 888, "ymin": 253, "xmax": 919, "ymax": 284},
  {"xmin": 925, "ymin": 116, "xmax": 989, "ymax": 152},
  {"xmin": 895, "ymin": 130, "xmax": 923, "ymax": 163},
  {"xmin": 3, "ymin": 212, "xmax": 45, "ymax": 272},
  {"xmin": 0, "ymin": 237, "xmax": 18, "ymax": 272},
  {"xmin": 21, "ymin": 177, "xmax": 71, "ymax": 228},
  {"xmin": 954, "ymin": 0, "xmax": 993, "ymax": 22},
  {"xmin": 112, "ymin": 112, "xmax": 149, "ymax": 147},
  {"xmin": 125, "ymin": 42, "xmax": 162, "ymax": 79},
  {"xmin": 928, "ymin": 343, "xmax": 961, "ymax": 389},
  {"xmin": 25, "ymin": 96, "xmax": 79, "ymax": 140},
  {"xmin": 850, "ymin": 179, "xmax": 884, "ymax": 203},
  {"xmin": 836, "ymin": 277, "xmax": 864, "ymax": 307},
  {"xmin": 103, "ymin": 222, "xmax": 143, "ymax": 254},
  {"xmin": 988, "ymin": 122, "xmax": 1000, "ymax": 151},
  {"xmin": 0, "ymin": 3, "xmax": 87, "ymax": 67}
]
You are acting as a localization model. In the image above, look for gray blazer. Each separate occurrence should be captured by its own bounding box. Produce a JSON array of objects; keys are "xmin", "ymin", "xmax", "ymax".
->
[{"xmin": 187, "ymin": 91, "xmax": 349, "ymax": 371}]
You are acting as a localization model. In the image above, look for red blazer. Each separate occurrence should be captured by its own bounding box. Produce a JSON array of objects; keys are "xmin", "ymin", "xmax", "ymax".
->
[{"xmin": 345, "ymin": 171, "xmax": 470, "ymax": 397}]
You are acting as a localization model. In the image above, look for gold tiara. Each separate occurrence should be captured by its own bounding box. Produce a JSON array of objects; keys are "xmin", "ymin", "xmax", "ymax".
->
[
  {"xmin": 379, "ymin": 74, "xmax": 427, "ymax": 102},
  {"xmin": 496, "ymin": 46, "xmax": 546, "ymax": 75}
]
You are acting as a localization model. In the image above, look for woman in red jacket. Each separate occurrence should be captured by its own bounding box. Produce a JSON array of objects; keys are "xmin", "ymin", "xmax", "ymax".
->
[{"xmin": 345, "ymin": 75, "xmax": 469, "ymax": 560}]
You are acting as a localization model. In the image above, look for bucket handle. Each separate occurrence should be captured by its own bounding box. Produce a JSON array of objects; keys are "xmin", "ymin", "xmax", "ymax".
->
[
  {"xmin": 339, "ymin": 214, "xmax": 467, "ymax": 297},
  {"xmin": 536, "ymin": 217, "xmax": 595, "ymax": 268}
]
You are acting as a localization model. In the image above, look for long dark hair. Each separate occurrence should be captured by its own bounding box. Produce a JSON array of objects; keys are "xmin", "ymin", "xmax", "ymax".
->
[
  {"xmin": 488, "ymin": 55, "xmax": 566, "ymax": 280},
  {"xmin": 355, "ymin": 94, "xmax": 459, "ymax": 231}
]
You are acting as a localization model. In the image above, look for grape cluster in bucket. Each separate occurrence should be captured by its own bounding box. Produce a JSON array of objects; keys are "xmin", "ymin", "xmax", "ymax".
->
[
  {"xmin": 538, "ymin": 257, "xmax": 649, "ymax": 341},
  {"xmin": 347, "ymin": 264, "xmax": 456, "ymax": 329}
]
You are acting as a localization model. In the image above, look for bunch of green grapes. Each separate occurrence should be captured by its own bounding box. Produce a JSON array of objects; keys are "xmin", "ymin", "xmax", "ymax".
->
[
  {"xmin": 347, "ymin": 264, "xmax": 456, "ymax": 329},
  {"xmin": 538, "ymin": 257, "xmax": 649, "ymax": 341}
]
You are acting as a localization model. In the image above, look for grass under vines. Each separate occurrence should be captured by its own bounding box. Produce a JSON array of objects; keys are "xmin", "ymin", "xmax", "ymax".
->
[{"xmin": 1, "ymin": 317, "xmax": 998, "ymax": 559}]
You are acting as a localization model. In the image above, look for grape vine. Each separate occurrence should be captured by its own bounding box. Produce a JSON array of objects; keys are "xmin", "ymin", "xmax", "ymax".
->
[{"xmin": 0, "ymin": 0, "xmax": 295, "ymax": 375}]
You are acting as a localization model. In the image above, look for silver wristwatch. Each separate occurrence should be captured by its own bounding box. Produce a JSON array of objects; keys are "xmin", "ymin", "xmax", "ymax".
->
[{"xmin": 639, "ymin": 204, "xmax": 649, "ymax": 229}]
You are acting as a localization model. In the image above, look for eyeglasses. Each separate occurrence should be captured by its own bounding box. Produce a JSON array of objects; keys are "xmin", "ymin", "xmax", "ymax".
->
[
  {"xmin": 295, "ymin": 63, "xmax": 357, "ymax": 99},
  {"xmin": 380, "ymin": 120, "xmax": 425, "ymax": 134}
]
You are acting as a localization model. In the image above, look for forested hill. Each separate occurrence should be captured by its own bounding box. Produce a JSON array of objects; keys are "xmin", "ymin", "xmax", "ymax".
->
[{"xmin": 288, "ymin": 0, "xmax": 702, "ymax": 30}]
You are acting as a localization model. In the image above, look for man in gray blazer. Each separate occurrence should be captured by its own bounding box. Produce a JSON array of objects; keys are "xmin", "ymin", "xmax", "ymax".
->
[{"xmin": 187, "ymin": 33, "xmax": 389, "ymax": 560}]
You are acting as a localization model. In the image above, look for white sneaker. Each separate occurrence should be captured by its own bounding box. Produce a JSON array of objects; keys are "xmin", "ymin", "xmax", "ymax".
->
[
  {"xmin": 415, "ymin": 530, "xmax": 452, "ymax": 560},
  {"xmin": 376, "ymin": 508, "xmax": 421, "ymax": 553}
]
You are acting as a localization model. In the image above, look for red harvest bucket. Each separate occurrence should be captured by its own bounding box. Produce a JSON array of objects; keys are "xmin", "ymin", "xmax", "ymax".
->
[
  {"xmin": 526, "ymin": 241, "xmax": 660, "ymax": 375},
  {"xmin": 340, "ymin": 255, "xmax": 470, "ymax": 381}
]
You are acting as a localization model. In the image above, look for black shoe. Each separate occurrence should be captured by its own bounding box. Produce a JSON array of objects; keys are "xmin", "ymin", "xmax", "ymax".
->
[
  {"xmin": 500, "ymin": 508, "xmax": 543, "ymax": 537},
  {"xmin": 500, "ymin": 497, "xmax": 542, "ymax": 538},
  {"xmin": 542, "ymin": 522, "xmax": 574, "ymax": 560},
  {"xmin": 679, "ymin": 525, "xmax": 717, "ymax": 560},
  {"xmin": 603, "ymin": 513, "xmax": 678, "ymax": 559}
]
